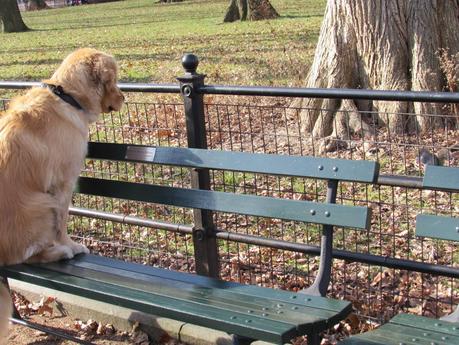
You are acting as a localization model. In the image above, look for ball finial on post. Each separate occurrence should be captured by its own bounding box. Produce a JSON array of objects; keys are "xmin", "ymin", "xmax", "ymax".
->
[{"xmin": 182, "ymin": 54, "xmax": 199, "ymax": 74}]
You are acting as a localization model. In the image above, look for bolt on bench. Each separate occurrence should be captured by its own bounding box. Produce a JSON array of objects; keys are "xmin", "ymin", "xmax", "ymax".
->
[
  {"xmin": 1, "ymin": 143, "xmax": 379, "ymax": 344},
  {"xmin": 339, "ymin": 165, "xmax": 459, "ymax": 345}
]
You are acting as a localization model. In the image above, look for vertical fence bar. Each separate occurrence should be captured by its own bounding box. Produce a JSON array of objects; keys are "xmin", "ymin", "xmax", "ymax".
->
[{"xmin": 177, "ymin": 54, "xmax": 219, "ymax": 278}]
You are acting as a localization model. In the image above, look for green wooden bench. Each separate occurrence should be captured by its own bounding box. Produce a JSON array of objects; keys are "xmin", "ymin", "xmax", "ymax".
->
[
  {"xmin": 339, "ymin": 165, "xmax": 459, "ymax": 345},
  {"xmin": 1, "ymin": 143, "xmax": 379, "ymax": 345}
]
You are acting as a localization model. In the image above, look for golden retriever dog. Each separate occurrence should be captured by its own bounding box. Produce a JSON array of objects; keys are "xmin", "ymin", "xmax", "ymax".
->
[{"xmin": 0, "ymin": 48, "xmax": 124, "ymax": 342}]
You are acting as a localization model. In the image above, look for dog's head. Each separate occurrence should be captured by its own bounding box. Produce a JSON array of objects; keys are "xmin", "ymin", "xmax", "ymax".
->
[{"xmin": 45, "ymin": 48, "xmax": 124, "ymax": 121}]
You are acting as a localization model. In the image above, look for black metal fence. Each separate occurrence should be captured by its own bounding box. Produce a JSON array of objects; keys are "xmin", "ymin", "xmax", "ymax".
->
[{"xmin": 1, "ymin": 55, "xmax": 459, "ymax": 337}]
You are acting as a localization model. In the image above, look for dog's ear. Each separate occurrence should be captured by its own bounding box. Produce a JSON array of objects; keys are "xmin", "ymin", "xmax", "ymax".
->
[
  {"xmin": 90, "ymin": 54, "xmax": 112, "ymax": 89},
  {"xmin": 90, "ymin": 54, "xmax": 118, "ymax": 90},
  {"xmin": 91, "ymin": 53, "xmax": 124, "ymax": 113}
]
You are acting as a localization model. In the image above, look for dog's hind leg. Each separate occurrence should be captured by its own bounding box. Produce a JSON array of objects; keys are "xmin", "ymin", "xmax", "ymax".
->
[
  {"xmin": 52, "ymin": 183, "xmax": 89, "ymax": 257},
  {"xmin": 0, "ymin": 282, "xmax": 12, "ymax": 345},
  {"xmin": 24, "ymin": 198, "xmax": 87, "ymax": 264}
]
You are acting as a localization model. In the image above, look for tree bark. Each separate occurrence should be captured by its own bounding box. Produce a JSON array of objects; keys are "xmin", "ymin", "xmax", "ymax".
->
[
  {"xmin": 0, "ymin": 0, "xmax": 29, "ymax": 33},
  {"xmin": 239, "ymin": 0, "xmax": 248, "ymax": 21},
  {"xmin": 247, "ymin": 0, "xmax": 278, "ymax": 20},
  {"xmin": 294, "ymin": 0, "xmax": 459, "ymax": 150},
  {"xmin": 224, "ymin": 0, "xmax": 241, "ymax": 22},
  {"xmin": 224, "ymin": 0, "xmax": 279, "ymax": 22}
]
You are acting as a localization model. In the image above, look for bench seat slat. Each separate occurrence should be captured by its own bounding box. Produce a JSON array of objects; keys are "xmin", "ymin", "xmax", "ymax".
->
[
  {"xmin": 389, "ymin": 313, "xmax": 459, "ymax": 337},
  {"xmin": 416, "ymin": 214, "xmax": 459, "ymax": 242},
  {"xmin": 339, "ymin": 314, "xmax": 459, "ymax": 345},
  {"xmin": 423, "ymin": 165, "xmax": 459, "ymax": 191},
  {"xmin": 76, "ymin": 254, "xmax": 351, "ymax": 316},
  {"xmin": 39, "ymin": 260, "xmax": 342, "ymax": 330},
  {"xmin": 2, "ymin": 264, "xmax": 296, "ymax": 343},
  {"xmin": 2, "ymin": 255, "xmax": 352, "ymax": 343},
  {"xmin": 87, "ymin": 143, "xmax": 379, "ymax": 183},
  {"xmin": 76, "ymin": 177, "xmax": 371, "ymax": 229},
  {"xmin": 340, "ymin": 323, "xmax": 459, "ymax": 344}
]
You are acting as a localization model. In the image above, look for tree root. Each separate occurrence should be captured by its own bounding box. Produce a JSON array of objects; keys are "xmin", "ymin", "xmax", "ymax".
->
[{"xmin": 312, "ymin": 99, "xmax": 376, "ymax": 153}]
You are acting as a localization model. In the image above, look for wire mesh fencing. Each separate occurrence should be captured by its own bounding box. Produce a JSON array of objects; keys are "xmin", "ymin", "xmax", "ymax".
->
[
  {"xmin": 203, "ymin": 99, "xmax": 459, "ymax": 327},
  {"xmin": 82, "ymin": 97, "xmax": 459, "ymax": 326}
]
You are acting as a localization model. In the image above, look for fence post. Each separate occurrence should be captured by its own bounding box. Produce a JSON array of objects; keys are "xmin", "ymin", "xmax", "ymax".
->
[{"xmin": 177, "ymin": 54, "xmax": 219, "ymax": 278}]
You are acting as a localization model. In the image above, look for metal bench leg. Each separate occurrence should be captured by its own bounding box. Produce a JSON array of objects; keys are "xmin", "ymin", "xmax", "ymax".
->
[
  {"xmin": 11, "ymin": 301, "xmax": 21, "ymax": 319},
  {"xmin": 301, "ymin": 180, "xmax": 338, "ymax": 298},
  {"xmin": 2, "ymin": 274, "xmax": 94, "ymax": 344},
  {"xmin": 1, "ymin": 275, "xmax": 21, "ymax": 319},
  {"xmin": 306, "ymin": 331, "xmax": 322, "ymax": 345},
  {"xmin": 10, "ymin": 317, "xmax": 95, "ymax": 345},
  {"xmin": 232, "ymin": 334, "xmax": 255, "ymax": 345}
]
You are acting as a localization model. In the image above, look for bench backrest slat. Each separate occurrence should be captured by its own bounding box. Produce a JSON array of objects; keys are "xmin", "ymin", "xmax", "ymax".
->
[
  {"xmin": 416, "ymin": 214, "xmax": 459, "ymax": 242},
  {"xmin": 87, "ymin": 142, "xmax": 379, "ymax": 183},
  {"xmin": 423, "ymin": 165, "xmax": 459, "ymax": 191},
  {"xmin": 76, "ymin": 177, "xmax": 371, "ymax": 229}
]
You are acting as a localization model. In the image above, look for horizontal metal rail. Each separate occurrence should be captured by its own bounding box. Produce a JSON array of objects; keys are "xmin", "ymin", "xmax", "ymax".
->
[
  {"xmin": 0, "ymin": 81, "xmax": 181, "ymax": 93},
  {"xmin": 70, "ymin": 206, "xmax": 193, "ymax": 234},
  {"xmin": 1, "ymin": 81, "xmax": 458, "ymax": 103},
  {"xmin": 199, "ymin": 85, "xmax": 459, "ymax": 103},
  {"xmin": 377, "ymin": 175, "xmax": 423, "ymax": 188},
  {"xmin": 118, "ymin": 83, "xmax": 180, "ymax": 93},
  {"xmin": 69, "ymin": 207, "xmax": 459, "ymax": 279},
  {"xmin": 0, "ymin": 81, "xmax": 41, "ymax": 89}
]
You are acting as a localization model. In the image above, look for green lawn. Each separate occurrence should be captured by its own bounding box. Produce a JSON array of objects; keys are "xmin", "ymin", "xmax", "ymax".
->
[{"xmin": 0, "ymin": 0, "xmax": 325, "ymax": 87}]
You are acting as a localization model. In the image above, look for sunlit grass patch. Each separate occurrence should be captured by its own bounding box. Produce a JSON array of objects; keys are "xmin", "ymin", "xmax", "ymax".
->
[{"xmin": 0, "ymin": 0, "xmax": 326, "ymax": 89}]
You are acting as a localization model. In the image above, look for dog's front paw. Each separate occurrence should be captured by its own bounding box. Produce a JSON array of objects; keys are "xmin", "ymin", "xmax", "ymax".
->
[
  {"xmin": 26, "ymin": 244, "xmax": 74, "ymax": 263},
  {"xmin": 61, "ymin": 245, "xmax": 75, "ymax": 259},
  {"xmin": 71, "ymin": 242, "xmax": 90, "ymax": 255}
]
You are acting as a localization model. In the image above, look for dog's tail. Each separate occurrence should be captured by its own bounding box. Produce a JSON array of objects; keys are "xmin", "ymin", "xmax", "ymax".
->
[{"xmin": 0, "ymin": 283, "xmax": 12, "ymax": 345}]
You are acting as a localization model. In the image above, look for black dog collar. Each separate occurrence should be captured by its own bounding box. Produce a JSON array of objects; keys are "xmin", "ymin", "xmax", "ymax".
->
[{"xmin": 41, "ymin": 83, "xmax": 83, "ymax": 111}]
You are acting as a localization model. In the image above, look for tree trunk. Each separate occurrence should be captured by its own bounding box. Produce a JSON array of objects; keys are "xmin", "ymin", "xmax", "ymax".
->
[
  {"xmin": 0, "ymin": 0, "xmax": 29, "ymax": 33},
  {"xmin": 224, "ymin": 0, "xmax": 279, "ymax": 22},
  {"xmin": 27, "ymin": 0, "xmax": 50, "ymax": 10},
  {"xmin": 239, "ymin": 0, "xmax": 248, "ymax": 21},
  {"xmin": 247, "ymin": 0, "xmax": 278, "ymax": 20},
  {"xmin": 294, "ymin": 0, "xmax": 459, "ymax": 150},
  {"xmin": 224, "ymin": 0, "xmax": 241, "ymax": 22}
]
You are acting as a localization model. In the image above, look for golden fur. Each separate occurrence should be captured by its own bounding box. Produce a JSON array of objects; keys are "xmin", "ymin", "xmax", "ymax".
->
[
  {"xmin": 0, "ymin": 48, "xmax": 124, "ymax": 342},
  {"xmin": 0, "ymin": 285, "xmax": 11, "ymax": 345}
]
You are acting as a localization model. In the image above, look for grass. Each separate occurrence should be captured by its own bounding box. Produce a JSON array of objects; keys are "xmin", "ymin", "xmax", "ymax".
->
[{"xmin": 0, "ymin": 0, "xmax": 326, "ymax": 88}]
